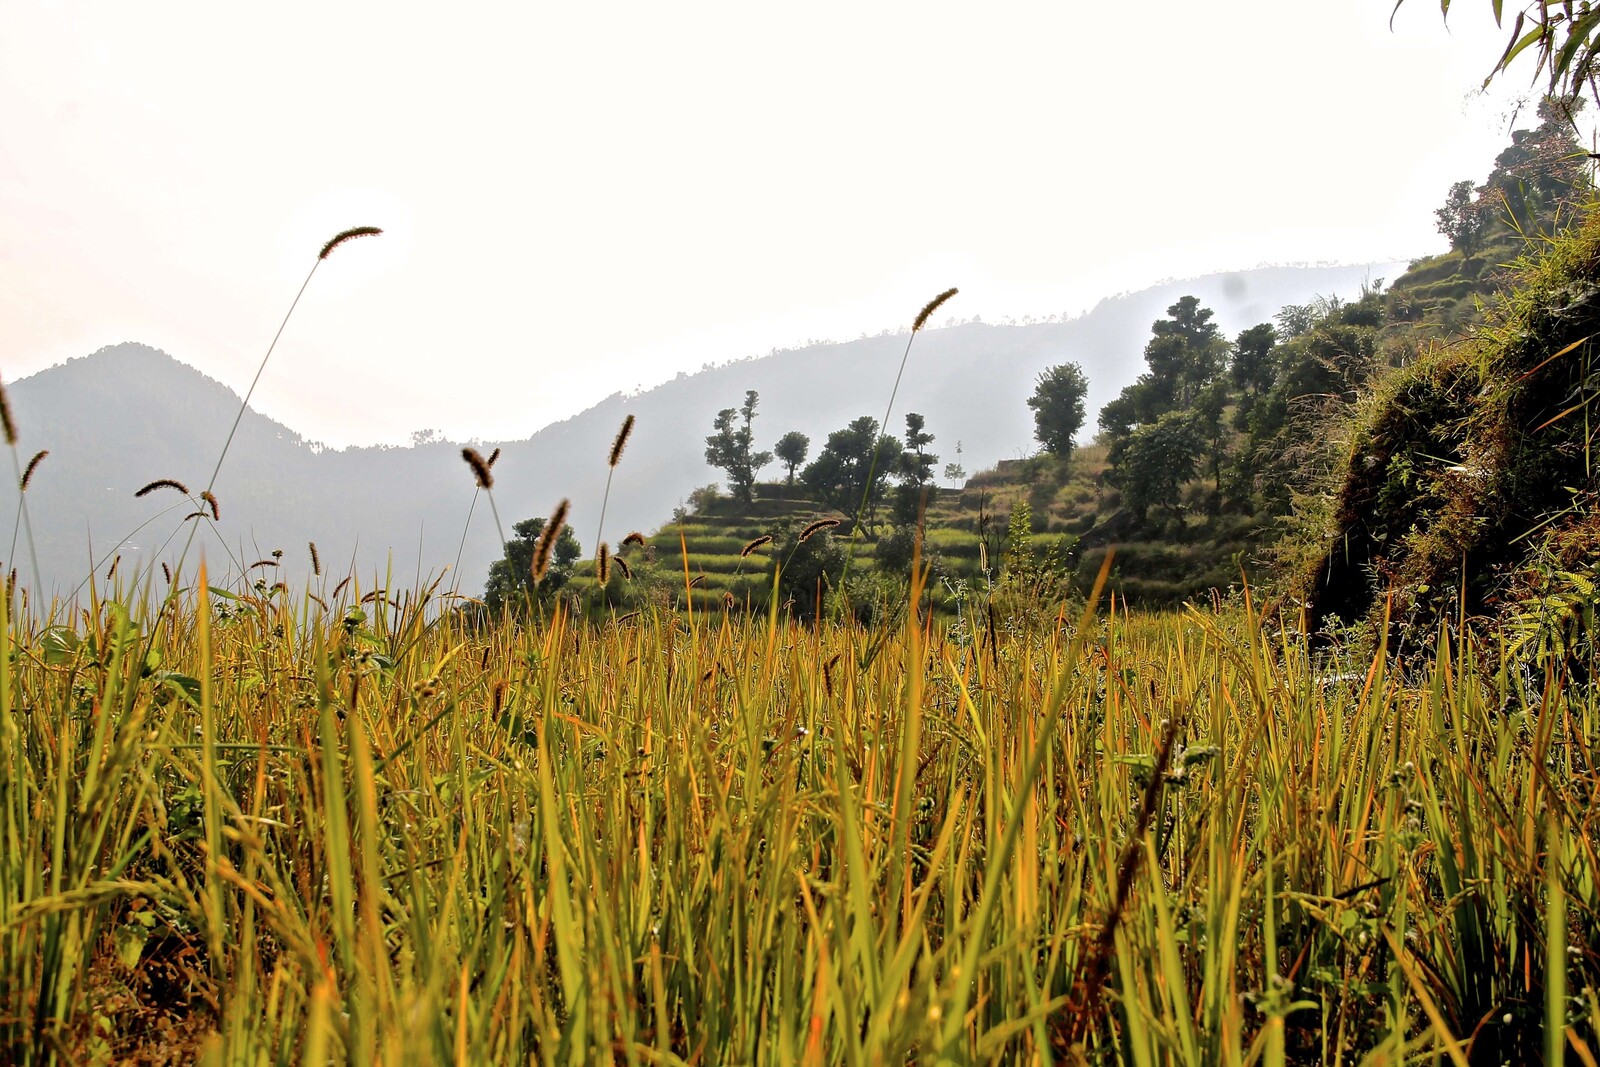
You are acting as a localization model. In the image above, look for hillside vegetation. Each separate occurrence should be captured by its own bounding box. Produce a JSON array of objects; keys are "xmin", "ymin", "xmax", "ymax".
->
[
  {"xmin": 556, "ymin": 100, "xmax": 1598, "ymax": 622},
  {"xmin": 1307, "ymin": 196, "xmax": 1600, "ymax": 652}
]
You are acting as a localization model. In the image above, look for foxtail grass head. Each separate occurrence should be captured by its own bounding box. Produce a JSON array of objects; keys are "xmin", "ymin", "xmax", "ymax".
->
[
  {"xmin": 613, "ymin": 555, "xmax": 632, "ymax": 579},
  {"xmin": 913, "ymin": 287, "xmax": 958, "ymax": 332},
  {"xmin": 622, "ymin": 531, "xmax": 646, "ymax": 549},
  {"xmin": 309, "ymin": 541, "xmax": 322, "ymax": 576},
  {"xmin": 488, "ymin": 447, "xmax": 502, "ymax": 468},
  {"xmin": 462, "ymin": 447, "xmax": 493, "ymax": 489},
  {"xmin": 799, "ymin": 518, "xmax": 840, "ymax": 543},
  {"xmin": 319, "ymin": 226, "xmax": 384, "ymax": 260},
  {"xmin": 0, "ymin": 376, "xmax": 15, "ymax": 445},
  {"xmin": 20, "ymin": 450, "xmax": 46, "ymax": 491},
  {"xmin": 200, "ymin": 491, "xmax": 220, "ymax": 521},
  {"xmin": 136, "ymin": 478, "xmax": 190, "ymax": 498},
  {"xmin": 609, "ymin": 415, "xmax": 635, "ymax": 468},
  {"xmin": 597, "ymin": 542, "xmax": 611, "ymax": 584},
  {"xmin": 741, "ymin": 535, "xmax": 773, "ymax": 557},
  {"xmin": 533, "ymin": 499, "xmax": 570, "ymax": 584}
]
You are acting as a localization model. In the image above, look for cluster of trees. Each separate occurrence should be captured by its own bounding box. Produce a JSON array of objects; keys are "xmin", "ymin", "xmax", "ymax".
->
[
  {"xmin": 481, "ymin": 516, "xmax": 582, "ymax": 614},
  {"xmin": 1096, "ymin": 288, "xmax": 1397, "ymax": 525},
  {"xmin": 1435, "ymin": 95, "xmax": 1587, "ymax": 258},
  {"xmin": 1098, "ymin": 296, "xmax": 1235, "ymax": 519},
  {"xmin": 702, "ymin": 391, "xmax": 952, "ymax": 526},
  {"xmin": 702, "ymin": 358, "xmax": 1090, "ymax": 522}
]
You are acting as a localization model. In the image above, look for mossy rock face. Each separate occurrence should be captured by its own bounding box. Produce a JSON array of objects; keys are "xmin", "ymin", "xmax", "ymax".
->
[{"xmin": 1307, "ymin": 206, "xmax": 1600, "ymax": 641}]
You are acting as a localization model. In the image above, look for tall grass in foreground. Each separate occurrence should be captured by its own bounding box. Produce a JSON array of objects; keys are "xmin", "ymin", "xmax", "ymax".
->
[{"xmin": 0, "ymin": 572, "xmax": 1596, "ymax": 1064}]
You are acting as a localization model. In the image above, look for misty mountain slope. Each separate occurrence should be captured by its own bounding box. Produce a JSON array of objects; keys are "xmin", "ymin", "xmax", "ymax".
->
[
  {"xmin": 3, "ymin": 262, "xmax": 1398, "ymax": 600},
  {"xmin": 506, "ymin": 261, "xmax": 1399, "ymax": 541}
]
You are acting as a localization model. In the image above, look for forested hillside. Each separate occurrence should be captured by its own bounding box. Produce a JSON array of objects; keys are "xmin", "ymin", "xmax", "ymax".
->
[{"xmin": 539, "ymin": 100, "xmax": 1600, "ymax": 618}]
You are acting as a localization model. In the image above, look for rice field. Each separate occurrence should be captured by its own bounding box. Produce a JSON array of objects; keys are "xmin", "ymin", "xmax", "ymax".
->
[{"xmin": 1, "ymin": 560, "xmax": 1595, "ymax": 1065}]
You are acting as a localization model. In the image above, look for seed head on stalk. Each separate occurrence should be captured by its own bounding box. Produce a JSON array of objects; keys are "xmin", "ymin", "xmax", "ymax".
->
[
  {"xmin": 148, "ymin": 225, "xmax": 384, "ymax": 607},
  {"xmin": 533, "ymin": 499, "xmax": 570, "ymax": 584},
  {"xmin": 595, "ymin": 414, "xmax": 636, "ymax": 558},
  {"xmin": 842, "ymin": 287, "xmax": 957, "ymax": 588}
]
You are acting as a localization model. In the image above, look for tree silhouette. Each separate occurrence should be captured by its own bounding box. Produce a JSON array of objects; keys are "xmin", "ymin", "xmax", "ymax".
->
[
  {"xmin": 1027, "ymin": 363, "xmax": 1088, "ymax": 458},
  {"xmin": 1435, "ymin": 179, "xmax": 1490, "ymax": 260},
  {"xmin": 801, "ymin": 416, "xmax": 903, "ymax": 518},
  {"xmin": 899, "ymin": 413, "xmax": 938, "ymax": 488},
  {"xmin": 704, "ymin": 390, "xmax": 774, "ymax": 505},
  {"xmin": 774, "ymin": 431, "xmax": 810, "ymax": 485}
]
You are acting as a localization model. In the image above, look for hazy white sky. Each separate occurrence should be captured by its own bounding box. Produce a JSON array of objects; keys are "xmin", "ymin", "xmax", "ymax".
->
[{"xmin": 0, "ymin": 1, "xmax": 1568, "ymax": 447}]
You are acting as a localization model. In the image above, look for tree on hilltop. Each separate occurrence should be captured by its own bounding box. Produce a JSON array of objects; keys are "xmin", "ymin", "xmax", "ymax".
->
[
  {"xmin": 899, "ymin": 413, "xmax": 938, "ymax": 488},
  {"xmin": 1100, "ymin": 296, "xmax": 1228, "ymax": 475},
  {"xmin": 1435, "ymin": 179, "xmax": 1491, "ymax": 260},
  {"xmin": 704, "ymin": 390, "xmax": 773, "ymax": 506},
  {"xmin": 892, "ymin": 413, "xmax": 940, "ymax": 525},
  {"xmin": 1027, "ymin": 362, "xmax": 1089, "ymax": 459},
  {"xmin": 801, "ymin": 416, "xmax": 903, "ymax": 518},
  {"xmin": 774, "ymin": 431, "xmax": 810, "ymax": 485}
]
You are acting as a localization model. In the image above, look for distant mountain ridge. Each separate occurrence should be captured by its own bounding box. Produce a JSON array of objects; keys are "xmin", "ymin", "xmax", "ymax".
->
[{"xmin": 3, "ymin": 261, "xmax": 1402, "ymax": 600}]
